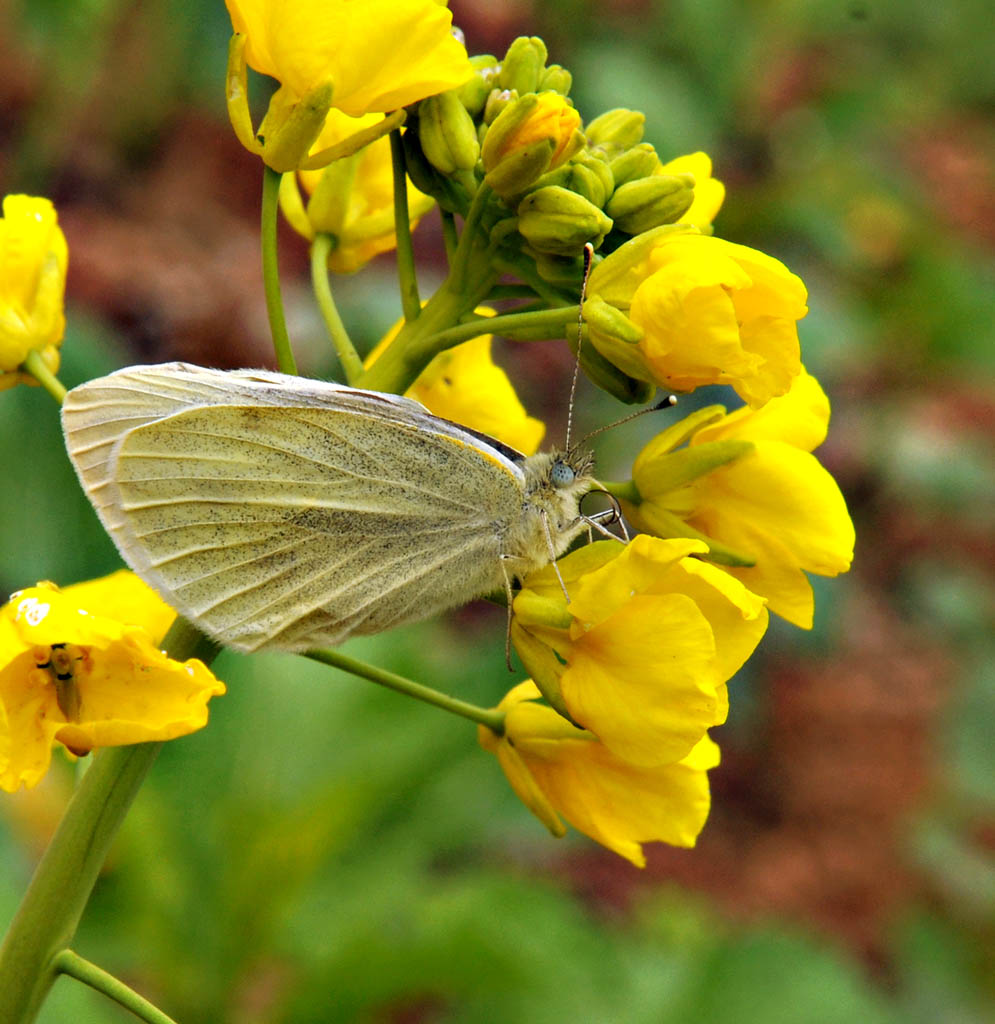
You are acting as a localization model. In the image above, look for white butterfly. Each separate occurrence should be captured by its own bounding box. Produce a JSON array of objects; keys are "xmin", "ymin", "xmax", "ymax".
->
[{"xmin": 61, "ymin": 363, "xmax": 598, "ymax": 653}]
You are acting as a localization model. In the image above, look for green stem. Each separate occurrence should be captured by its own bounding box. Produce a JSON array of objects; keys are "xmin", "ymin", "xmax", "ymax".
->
[
  {"xmin": 261, "ymin": 165, "xmax": 298, "ymax": 375},
  {"xmin": 52, "ymin": 950, "xmax": 179, "ymax": 1024},
  {"xmin": 0, "ymin": 616, "xmax": 218, "ymax": 1024},
  {"xmin": 422, "ymin": 305, "xmax": 579, "ymax": 350},
  {"xmin": 449, "ymin": 182, "xmax": 492, "ymax": 294},
  {"xmin": 390, "ymin": 130, "xmax": 421, "ymax": 322},
  {"xmin": 304, "ymin": 648, "xmax": 505, "ymax": 733},
  {"xmin": 440, "ymin": 209, "xmax": 458, "ymax": 265},
  {"xmin": 20, "ymin": 349, "xmax": 67, "ymax": 403},
  {"xmin": 310, "ymin": 234, "xmax": 364, "ymax": 384}
]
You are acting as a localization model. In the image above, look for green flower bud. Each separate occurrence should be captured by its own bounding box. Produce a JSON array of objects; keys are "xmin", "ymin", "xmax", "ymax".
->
[
  {"xmin": 538, "ymin": 64, "xmax": 572, "ymax": 95},
  {"xmin": 418, "ymin": 92, "xmax": 480, "ymax": 175},
  {"xmin": 585, "ymin": 108, "xmax": 646, "ymax": 151},
  {"xmin": 402, "ymin": 128, "xmax": 471, "ymax": 214},
  {"xmin": 571, "ymin": 151, "xmax": 614, "ymax": 207},
  {"xmin": 608, "ymin": 143, "xmax": 660, "ymax": 186},
  {"xmin": 483, "ymin": 88, "xmax": 517, "ymax": 125},
  {"xmin": 517, "ymin": 185, "xmax": 613, "ymax": 256},
  {"xmin": 498, "ymin": 36, "xmax": 548, "ymax": 94},
  {"xmin": 457, "ymin": 55, "xmax": 500, "ymax": 117},
  {"xmin": 528, "ymin": 153, "xmax": 612, "ymax": 208},
  {"xmin": 606, "ymin": 174, "xmax": 695, "ymax": 234}
]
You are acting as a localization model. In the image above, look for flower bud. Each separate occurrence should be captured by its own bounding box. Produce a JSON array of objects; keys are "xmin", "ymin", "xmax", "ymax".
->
[
  {"xmin": 585, "ymin": 108, "xmax": 645, "ymax": 151},
  {"xmin": 402, "ymin": 128, "xmax": 471, "ymax": 213},
  {"xmin": 417, "ymin": 91, "xmax": 480, "ymax": 175},
  {"xmin": 483, "ymin": 88, "xmax": 516, "ymax": 125},
  {"xmin": 517, "ymin": 186, "xmax": 613, "ymax": 256},
  {"xmin": 606, "ymin": 173, "xmax": 695, "ymax": 234},
  {"xmin": 529, "ymin": 152, "xmax": 613, "ymax": 208},
  {"xmin": 457, "ymin": 55, "xmax": 499, "ymax": 116},
  {"xmin": 538, "ymin": 64, "xmax": 572, "ymax": 95},
  {"xmin": 482, "ymin": 93, "xmax": 584, "ymax": 198},
  {"xmin": 498, "ymin": 36, "xmax": 548, "ymax": 94},
  {"xmin": 608, "ymin": 143, "xmax": 660, "ymax": 186}
]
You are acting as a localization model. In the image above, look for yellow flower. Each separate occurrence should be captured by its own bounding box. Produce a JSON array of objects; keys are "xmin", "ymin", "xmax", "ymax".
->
[
  {"xmin": 512, "ymin": 535, "xmax": 767, "ymax": 767},
  {"xmin": 0, "ymin": 573, "xmax": 225, "ymax": 792},
  {"xmin": 279, "ymin": 109, "xmax": 435, "ymax": 272},
  {"xmin": 585, "ymin": 226, "xmax": 807, "ymax": 407},
  {"xmin": 367, "ymin": 310, "xmax": 545, "ymax": 454},
  {"xmin": 226, "ymin": 0, "xmax": 472, "ymax": 117},
  {"xmin": 658, "ymin": 151, "xmax": 725, "ymax": 228},
  {"xmin": 0, "ymin": 195, "xmax": 67, "ymax": 391},
  {"xmin": 479, "ymin": 681, "xmax": 719, "ymax": 867},
  {"xmin": 625, "ymin": 369, "xmax": 855, "ymax": 628}
]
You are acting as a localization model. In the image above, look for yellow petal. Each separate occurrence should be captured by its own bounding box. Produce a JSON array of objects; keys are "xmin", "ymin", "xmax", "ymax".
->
[
  {"xmin": 567, "ymin": 534, "xmax": 707, "ymax": 626},
  {"xmin": 523, "ymin": 727, "xmax": 716, "ymax": 865},
  {"xmin": 60, "ymin": 570, "xmax": 177, "ymax": 645},
  {"xmin": 227, "ymin": 0, "xmax": 472, "ymax": 114},
  {"xmin": 659, "ymin": 151, "xmax": 725, "ymax": 226},
  {"xmin": 693, "ymin": 443, "xmax": 855, "ymax": 578},
  {"xmin": 692, "ymin": 366, "xmax": 830, "ymax": 452},
  {"xmin": 562, "ymin": 593, "xmax": 719, "ymax": 766}
]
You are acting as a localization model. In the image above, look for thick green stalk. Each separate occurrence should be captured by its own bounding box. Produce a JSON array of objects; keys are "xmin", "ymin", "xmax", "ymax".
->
[
  {"xmin": 0, "ymin": 617, "xmax": 217, "ymax": 1023},
  {"xmin": 261, "ymin": 165, "xmax": 298, "ymax": 375},
  {"xmin": 0, "ymin": 743, "xmax": 163, "ymax": 1022},
  {"xmin": 305, "ymin": 648, "xmax": 505, "ymax": 734},
  {"xmin": 310, "ymin": 234, "xmax": 364, "ymax": 384}
]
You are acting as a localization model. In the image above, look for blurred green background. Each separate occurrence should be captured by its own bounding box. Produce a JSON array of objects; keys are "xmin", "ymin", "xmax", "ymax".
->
[{"xmin": 2, "ymin": 0, "xmax": 993, "ymax": 1020}]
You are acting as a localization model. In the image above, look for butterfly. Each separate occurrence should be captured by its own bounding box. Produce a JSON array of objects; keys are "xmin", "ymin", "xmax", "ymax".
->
[{"xmin": 61, "ymin": 362, "xmax": 599, "ymax": 653}]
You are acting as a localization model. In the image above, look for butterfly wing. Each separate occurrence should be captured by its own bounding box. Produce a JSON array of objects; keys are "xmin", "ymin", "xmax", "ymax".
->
[{"xmin": 62, "ymin": 364, "xmax": 527, "ymax": 651}]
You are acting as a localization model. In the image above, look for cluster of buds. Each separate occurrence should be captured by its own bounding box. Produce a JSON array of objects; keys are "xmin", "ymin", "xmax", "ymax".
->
[{"xmin": 403, "ymin": 37, "xmax": 707, "ymax": 277}]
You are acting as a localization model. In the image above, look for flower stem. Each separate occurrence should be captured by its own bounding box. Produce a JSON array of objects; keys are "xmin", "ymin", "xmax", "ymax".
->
[
  {"xmin": 0, "ymin": 616, "xmax": 217, "ymax": 1024},
  {"xmin": 0, "ymin": 742, "xmax": 163, "ymax": 1023},
  {"xmin": 261, "ymin": 165, "xmax": 298, "ymax": 376},
  {"xmin": 311, "ymin": 234, "xmax": 364, "ymax": 384},
  {"xmin": 449, "ymin": 182, "xmax": 492, "ymax": 294},
  {"xmin": 390, "ymin": 129, "xmax": 421, "ymax": 323},
  {"xmin": 421, "ymin": 304, "xmax": 579, "ymax": 349},
  {"xmin": 304, "ymin": 647, "xmax": 505, "ymax": 733},
  {"xmin": 52, "ymin": 950, "xmax": 179, "ymax": 1024},
  {"xmin": 440, "ymin": 209, "xmax": 458, "ymax": 265},
  {"xmin": 20, "ymin": 349, "xmax": 66, "ymax": 404}
]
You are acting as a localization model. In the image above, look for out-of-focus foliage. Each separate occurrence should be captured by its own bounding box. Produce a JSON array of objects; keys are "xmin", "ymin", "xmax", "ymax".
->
[{"xmin": 1, "ymin": 0, "xmax": 993, "ymax": 1020}]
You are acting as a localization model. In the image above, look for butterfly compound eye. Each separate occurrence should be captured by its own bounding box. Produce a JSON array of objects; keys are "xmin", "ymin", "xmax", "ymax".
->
[{"xmin": 550, "ymin": 460, "xmax": 576, "ymax": 487}]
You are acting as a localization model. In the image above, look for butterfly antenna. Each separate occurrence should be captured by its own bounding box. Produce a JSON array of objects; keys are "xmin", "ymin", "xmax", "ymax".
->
[
  {"xmin": 564, "ymin": 242, "xmax": 595, "ymax": 451},
  {"xmin": 577, "ymin": 394, "xmax": 678, "ymax": 448}
]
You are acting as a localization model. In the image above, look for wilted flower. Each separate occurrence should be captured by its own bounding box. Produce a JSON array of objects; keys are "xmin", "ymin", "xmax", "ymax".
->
[{"xmin": 0, "ymin": 573, "xmax": 224, "ymax": 792}]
